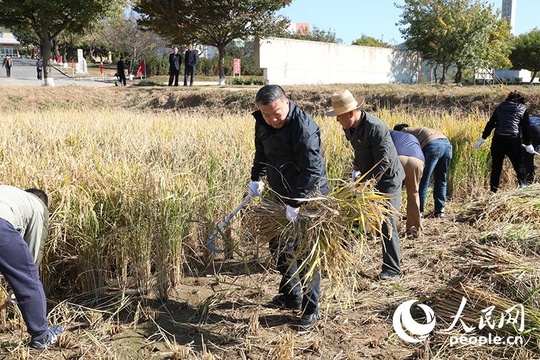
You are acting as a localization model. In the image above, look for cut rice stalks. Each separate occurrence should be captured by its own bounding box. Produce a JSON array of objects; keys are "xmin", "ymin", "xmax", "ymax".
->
[
  {"xmin": 245, "ymin": 178, "xmax": 395, "ymax": 289},
  {"xmin": 456, "ymin": 184, "xmax": 540, "ymax": 229},
  {"xmin": 432, "ymin": 242, "xmax": 540, "ymax": 350}
]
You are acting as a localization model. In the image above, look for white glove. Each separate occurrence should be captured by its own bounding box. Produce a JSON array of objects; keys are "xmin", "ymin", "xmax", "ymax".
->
[
  {"xmin": 248, "ymin": 180, "xmax": 264, "ymax": 197},
  {"xmin": 473, "ymin": 138, "xmax": 485, "ymax": 149},
  {"xmin": 285, "ymin": 205, "xmax": 299, "ymax": 222},
  {"xmin": 524, "ymin": 144, "xmax": 536, "ymax": 154},
  {"xmin": 352, "ymin": 170, "xmax": 362, "ymax": 181}
]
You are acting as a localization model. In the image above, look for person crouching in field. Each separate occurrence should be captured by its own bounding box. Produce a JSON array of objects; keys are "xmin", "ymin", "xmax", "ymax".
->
[
  {"xmin": 0, "ymin": 185, "xmax": 62, "ymax": 350},
  {"xmin": 393, "ymin": 124, "xmax": 452, "ymax": 218},
  {"xmin": 474, "ymin": 90, "xmax": 535, "ymax": 193},
  {"xmin": 247, "ymin": 85, "xmax": 330, "ymax": 332},
  {"xmin": 390, "ymin": 130, "xmax": 425, "ymax": 237},
  {"xmin": 327, "ymin": 90, "xmax": 404, "ymax": 281}
]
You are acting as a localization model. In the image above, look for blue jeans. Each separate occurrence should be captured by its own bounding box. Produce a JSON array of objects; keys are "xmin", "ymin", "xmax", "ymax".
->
[{"xmin": 419, "ymin": 138, "xmax": 453, "ymax": 213}]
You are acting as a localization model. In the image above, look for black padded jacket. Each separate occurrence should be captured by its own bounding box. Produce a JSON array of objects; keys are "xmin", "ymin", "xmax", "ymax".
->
[
  {"xmin": 482, "ymin": 100, "xmax": 531, "ymax": 144},
  {"xmin": 250, "ymin": 101, "xmax": 330, "ymax": 207}
]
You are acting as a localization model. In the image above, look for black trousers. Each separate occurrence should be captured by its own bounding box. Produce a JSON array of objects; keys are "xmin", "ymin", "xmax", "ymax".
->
[
  {"xmin": 490, "ymin": 136, "xmax": 526, "ymax": 192},
  {"xmin": 269, "ymin": 236, "xmax": 320, "ymax": 315},
  {"xmin": 168, "ymin": 69, "xmax": 180, "ymax": 86}
]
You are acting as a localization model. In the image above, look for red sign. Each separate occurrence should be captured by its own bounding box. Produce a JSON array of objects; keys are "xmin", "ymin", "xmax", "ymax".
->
[{"xmin": 233, "ymin": 58, "xmax": 241, "ymax": 75}]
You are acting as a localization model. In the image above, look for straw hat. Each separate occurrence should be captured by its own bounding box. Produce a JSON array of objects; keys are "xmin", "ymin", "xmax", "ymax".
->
[{"xmin": 326, "ymin": 90, "xmax": 365, "ymax": 116}]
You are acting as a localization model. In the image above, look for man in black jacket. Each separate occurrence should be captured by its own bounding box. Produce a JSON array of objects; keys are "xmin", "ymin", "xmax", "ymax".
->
[
  {"xmin": 183, "ymin": 44, "xmax": 197, "ymax": 87},
  {"xmin": 116, "ymin": 56, "xmax": 126, "ymax": 86},
  {"xmin": 168, "ymin": 46, "xmax": 181, "ymax": 86},
  {"xmin": 248, "ymin": 85, "xmax": 329, "ymax": 332}
]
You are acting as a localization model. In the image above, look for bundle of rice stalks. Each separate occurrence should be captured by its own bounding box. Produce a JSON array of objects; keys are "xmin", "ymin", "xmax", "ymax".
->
[
  {"xmin": 244, "ymin": 179, "xmax": 394, "ymax": 288},
  {"xmin": 455, "ymin": 184, "xmax": 540, "ymax": 229}
]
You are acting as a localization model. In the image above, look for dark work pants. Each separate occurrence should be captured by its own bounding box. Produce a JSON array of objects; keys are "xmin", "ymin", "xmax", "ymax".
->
[
  {"xmin": 118, "ymin": 72, "xmax": 126, "ymax": 86},
  {"xmin": 269, "ymin": 237, "xmax": 320, "ymax": 316},
  {"xmin": 490, "ymin": 136, "xmax": 526, "ymax": 192},
  {"xmin": 184, "ymin": 66, "xmax": 195, "ymax": 86},
  {"xmin": 381, "ymin": 189, "xmax": 402, "ymax": 275},
  {"xmin": 168, "ymin": 69, "xmax": 180, "ymax": 86},
  {"xmin": 0, "ymin": 219, "xmax": 48, "ymax": 341}
]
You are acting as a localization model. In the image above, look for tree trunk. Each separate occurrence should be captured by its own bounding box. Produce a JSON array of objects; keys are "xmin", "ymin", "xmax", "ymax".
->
[
  {"xmin": 218, "ymin": 45, "xmax": 226, "ymax": 85},
  {"xmin": 530, "ymin": 69, "xmax": 538, "ymax": 84},
  {"xmin": 455, "ymin": 66, "xmax": 462, "ymax": 84},
  {"xmin": 41, "ymin": 32, "xmax": 55, "ymax": 86}
]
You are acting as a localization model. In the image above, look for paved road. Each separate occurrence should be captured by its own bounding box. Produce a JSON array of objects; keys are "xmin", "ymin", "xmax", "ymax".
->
[{"xmin": 0, "ymin": 57, "xmax": 115, "ymax": 87}]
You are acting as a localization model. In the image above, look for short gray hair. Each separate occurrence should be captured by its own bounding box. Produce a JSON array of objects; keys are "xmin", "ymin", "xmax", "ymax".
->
[{"xmin": 255, "ymin": 85, "xmax": 287, "ymax": 105}]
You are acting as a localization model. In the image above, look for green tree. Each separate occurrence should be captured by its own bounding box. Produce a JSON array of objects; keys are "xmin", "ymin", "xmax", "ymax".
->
[
  {"xmin": 134, "ymin": 0, "xmax": 291, "ymax": 85},
  {"xmin": 397, "ymin": 0, "xmax": 512, "ymax": 83},
  {"xmin": 510, "ymin": 29, "xmax": 540, "ymax": 83},
  {"xmin": 0, "ymin": 0, "xmax": 126, "ymax": 85},
  {"xmin": 280, "ymin": 26, "xmax": 343, "ymax": 44},
  {"xmin": 352, "ymin": 35, "xmax": 390, "ymax": 48},
  {"xmin": 101, "ymin": 12, "xmax": 166, "ymax": 74}
]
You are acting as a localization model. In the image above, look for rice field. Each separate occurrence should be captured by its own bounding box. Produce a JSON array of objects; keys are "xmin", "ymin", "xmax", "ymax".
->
[{"xmin": 0, "ymin": 89, "xmax": 539, "ymax": 359}]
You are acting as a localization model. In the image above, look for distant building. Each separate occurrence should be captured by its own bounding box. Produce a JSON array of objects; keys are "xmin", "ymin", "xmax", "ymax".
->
[
  {"xmin": 501, "ymin": 0, "xmax": 516, "ymax": 35},
  {"xmin": 0, "ymin": 28, "xmax": 21, "ymax": 56},
  {"xmin": 289, "ymin": 23, "xmax": 310, "ymax": 36}
]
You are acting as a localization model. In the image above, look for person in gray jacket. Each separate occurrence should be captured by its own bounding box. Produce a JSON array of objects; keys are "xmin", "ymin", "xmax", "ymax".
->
[
  {"xmin": 327, "ymin": 90, "xmax": 404, "ymax": 280},
  {"xmin": 248, "ymin": 85, "xmax": 330, "ymax": 332},
  {"xmin": 0, "ymin": 185, "xmax": 62, "ymax": 349}
]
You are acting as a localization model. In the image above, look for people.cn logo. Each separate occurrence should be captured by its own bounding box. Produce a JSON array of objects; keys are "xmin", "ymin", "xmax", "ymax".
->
[{"xmin": 393, "ymin": 299, "xmax": 436, "ymax": 343}]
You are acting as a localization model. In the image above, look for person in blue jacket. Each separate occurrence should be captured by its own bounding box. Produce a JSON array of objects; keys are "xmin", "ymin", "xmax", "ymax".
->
[
  {"xmin": 523, "ymin": 115, "xmax": 540, "ymax": 183},
  {"xmin": 247, "ymin": 85, "xmax": 329, "ymax": 333},
  {"xmin": 390, "ymin": 130, "xmax": 425, "ymax": 237}
]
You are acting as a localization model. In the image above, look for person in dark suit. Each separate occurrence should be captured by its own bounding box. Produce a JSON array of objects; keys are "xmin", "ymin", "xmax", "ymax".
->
[
  {"xmin": 183, "ymin": 44, "xmax": 197, "ymax": 86},
  {"xmin": 168, "ymin": 46, "xmax": 182, "ymax": 86},
  {"xmin": 116, "ymin": 56, "xmax": 126, "ymax": 86}
]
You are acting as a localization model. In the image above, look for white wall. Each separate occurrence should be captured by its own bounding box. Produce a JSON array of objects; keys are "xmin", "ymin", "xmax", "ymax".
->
[
  {"xmin": 257, "ymin": 37, "xmax": 418, "ymax": 85},
  {"xmin": 495, "ymin": 69, "xmax": 539, "ymax": 83}
]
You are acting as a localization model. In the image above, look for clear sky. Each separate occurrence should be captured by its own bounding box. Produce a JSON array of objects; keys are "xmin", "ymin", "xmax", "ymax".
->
[{"xmin": 278, "ymin": 0, "xmax": 540, "ymax": 45}]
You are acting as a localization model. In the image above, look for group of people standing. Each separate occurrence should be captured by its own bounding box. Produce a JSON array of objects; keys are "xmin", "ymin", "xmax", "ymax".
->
[
  {"xmin": 168, "ymin": 44, "xmax": 198, "ymax": 87},
  {"xmin": 248, "ymin": 85, "xmax": 453, "ymax": 332}
]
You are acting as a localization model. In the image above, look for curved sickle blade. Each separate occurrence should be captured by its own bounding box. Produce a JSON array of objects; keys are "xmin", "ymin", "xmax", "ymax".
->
[{"xmin": 205, "ymin": 194, "xmax": 254, "ymax": 253}]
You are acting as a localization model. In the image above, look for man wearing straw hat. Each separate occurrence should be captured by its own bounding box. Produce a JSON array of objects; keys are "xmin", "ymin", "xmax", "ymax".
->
[
  {"xmin": 248, "ymin": 84, "xmax": 330, "ymax": 332},
  {"xmin": 0, "ymin": 185, "xmax": 62, "ymax": 349},
  {"xmin": 327, "ymin": 90, "xmax": 404, "ymax": 280}
]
